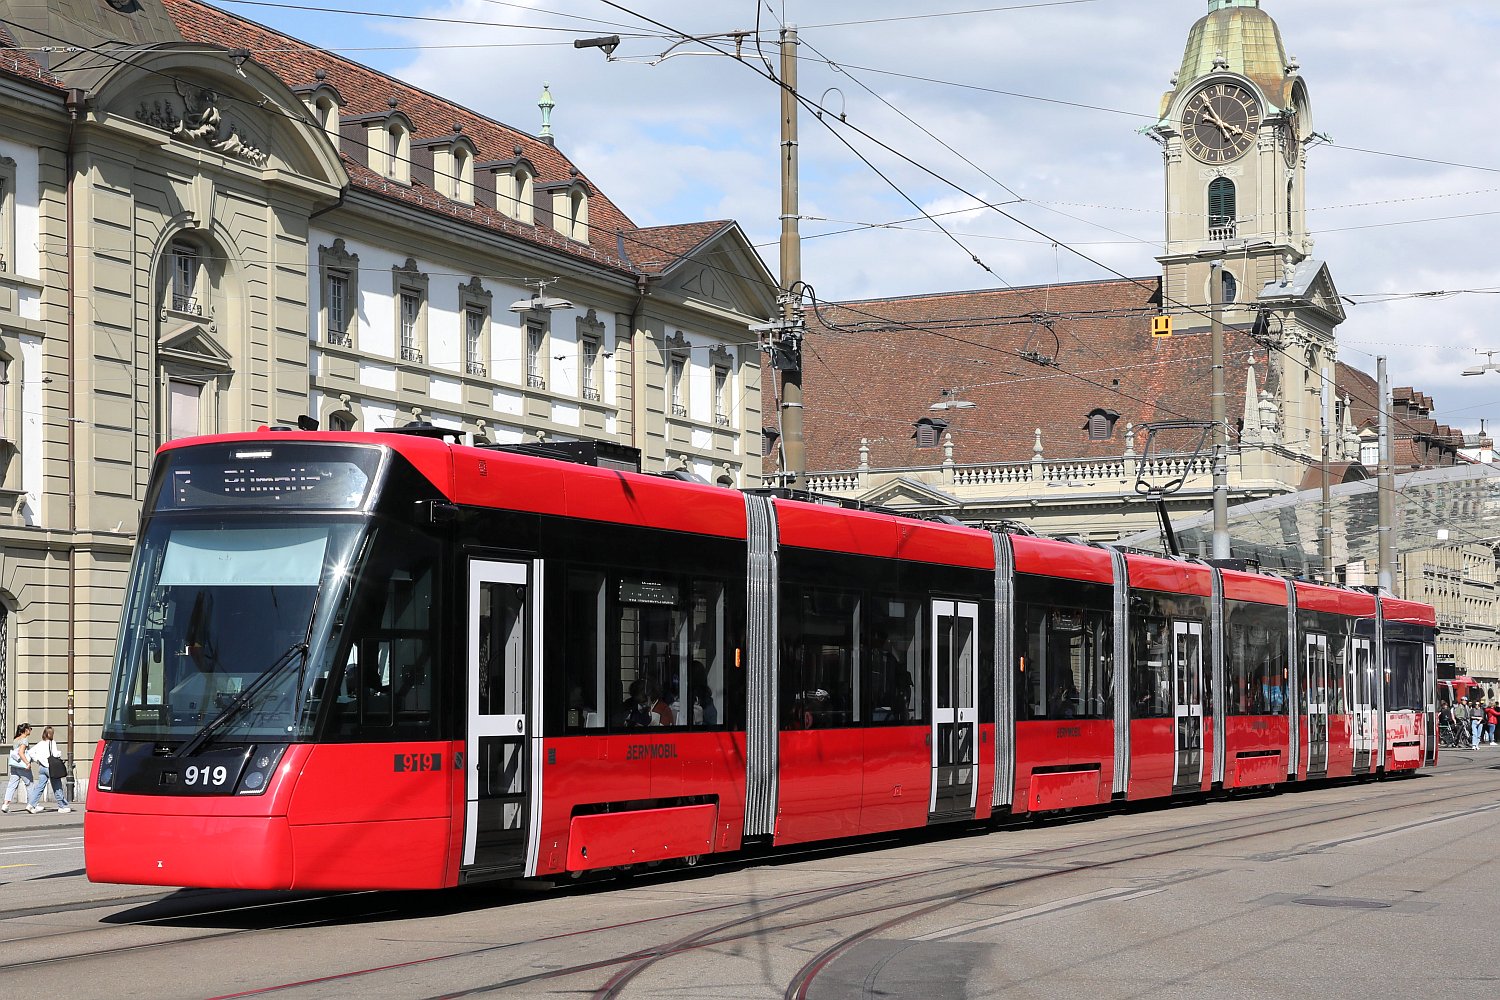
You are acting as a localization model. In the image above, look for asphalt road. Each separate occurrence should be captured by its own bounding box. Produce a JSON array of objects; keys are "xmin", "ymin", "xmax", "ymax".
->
[{"xmin": 4, "ymin": 753, "xmax": 1498, "ymax": 999}]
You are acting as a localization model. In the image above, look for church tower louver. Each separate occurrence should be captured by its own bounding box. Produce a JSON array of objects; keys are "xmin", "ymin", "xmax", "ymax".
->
[{"xmin": 1149, "ymin": 0, "xmax": 1345, "ymax": 460}]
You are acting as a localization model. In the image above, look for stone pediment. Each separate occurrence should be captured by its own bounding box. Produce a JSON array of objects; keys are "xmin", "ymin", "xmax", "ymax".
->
[
  {"xmin": 655, "ymin": 226, "xmax": 779, "ymax": 319},
  {"xmin": 159, "ymin": 318, "xmax": 233, "ymax": 372},
  {"xmin": 1257, "ymin": 258, "xmax": 1346, "ymax": 325},
  {"xmin": 861, "ymin": 476, "xmax": 959, "ymax": 509}
]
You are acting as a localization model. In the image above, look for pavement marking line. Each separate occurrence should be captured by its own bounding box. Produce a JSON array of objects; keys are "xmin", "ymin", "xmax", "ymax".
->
[
  {"xmin": 914, "ymin": 886, "xmax": 1165, "ymax": 942},
  {"xmin": 0, "ymin": 864, "xmax": 37, "ymax": 870}
]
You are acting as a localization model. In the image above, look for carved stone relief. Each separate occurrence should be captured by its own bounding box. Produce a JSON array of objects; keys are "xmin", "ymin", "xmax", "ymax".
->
[{"xmin": 134, "ymin": 81, "xmax": 269, "ymax": 167}]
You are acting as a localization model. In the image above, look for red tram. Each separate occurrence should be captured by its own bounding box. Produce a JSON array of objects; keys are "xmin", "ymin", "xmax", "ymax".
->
[{"xmin": 84, "ymin": 430, "xmax": 1438, "ymax": 890}]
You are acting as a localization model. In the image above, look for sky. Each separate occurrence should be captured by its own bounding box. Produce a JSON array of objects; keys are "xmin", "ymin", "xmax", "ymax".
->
[{"xmin": 217, "ymin": 0, "xmax": 1500, "ymax": 433}]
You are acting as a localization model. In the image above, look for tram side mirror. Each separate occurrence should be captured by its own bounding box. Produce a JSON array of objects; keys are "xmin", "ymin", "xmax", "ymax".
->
[{"xmin": 297, "ymin": 415, "xmax": 320, "ymax": 431}]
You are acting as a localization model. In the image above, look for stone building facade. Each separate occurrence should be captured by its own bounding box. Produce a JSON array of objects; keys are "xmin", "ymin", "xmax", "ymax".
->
[{"xmin": 0, "ymin": 0, "xmax": 776, "ymax": 777}]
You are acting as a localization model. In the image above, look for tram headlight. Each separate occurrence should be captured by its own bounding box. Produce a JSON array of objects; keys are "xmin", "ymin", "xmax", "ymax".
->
[
  {"xmin": 96, "ymin": 745, "xmax": 116, "ymax": 791},
  {"xmin": 235, "ymin": 745, "xmax": 287, "ymax": 796}
]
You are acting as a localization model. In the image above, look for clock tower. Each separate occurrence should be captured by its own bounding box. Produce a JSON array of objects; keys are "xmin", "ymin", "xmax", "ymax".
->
[{"xmin": 1151, "ymin": 0, "xmax": 1344, "ymax": 460}]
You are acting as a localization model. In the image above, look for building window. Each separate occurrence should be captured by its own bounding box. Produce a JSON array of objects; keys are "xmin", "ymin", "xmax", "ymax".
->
[
  {"xmin": 670, "ymin": 357, "xmax": 687, "ymax": 417},
  {"xmin": 170, "ymin": 241, "xmax": 201, "ymax": 314},
  {"xmin": 377, "ymin": 117, "xmax": 411, "ymax": 184},
  {"xmin": 714, "ymin": 368, "xmax": 730, "ymax": 426},
  {"xmin": 497, "ymin": 162, "xmax": 535, "ymax": 224},
  {"xmin": 1361, "ymin": 439, "xmax": 1379, "ymax": 467},
  {"xmin": 314, "ymin": 94, "xmax": 339, "ymax": 137},
  {"xmin": 319, "ymin": 238, "xmax": 360, "ymax": 348},
  {"xmin": 328, "ymin": 410, "xmax": 355, "ymax": 432},
  {"xmin": 392, "ymin": 258, "xmax": 428, "ymax": 365},
  {"xmin": 451, "ymin": 145, "xmax": 474, "ymax": 204},
  {"xmin": 912, "ymin": 416, "xmax": 948, "ymax": 449},
  {"xmin": 167, "ymin": 379, "xmax": 203, "ymax": 441},
  {"xmin": 526, "ymin": 323, "xmax": 546, "ymax": 389},
  {"xmin": 1084, "ymin": 408, "xmax": 1119, "ymax": 441},
  {"xmin": 465, "ymin": 308, "xmax": 487, "ymax": 377},
  {"xmin": 581, "ymin": 337, "xmax": 600, "ymax": 401},
  {"xmin": 1208, "ymin": 178, "xmax": 1236, "ymax": 241},
  {"xmin": 1287, "ymin": 177, "xmax": 1295, "ymax": 235},
  {"xmin": 569, "ymin": 188, "xmax": 589, "ymax": 242},
  {"xmin": 456, "ymin": 276, "xmax": 492, "ymax": 377},
  {"xmin": 0, "ymin": 155, "xmax": 15, "ymax": 274},
  {"xmin": 1220, "ymin": 269, "xmax": 1238, "ymax": 304},
  {"xmin": 399, "ymin": 292, "xmax": 422, "ymax": 363}
]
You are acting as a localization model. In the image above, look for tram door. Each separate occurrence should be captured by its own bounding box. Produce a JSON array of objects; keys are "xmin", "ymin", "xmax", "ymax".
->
[
  {"xmin": 1423, "ymin": 644, "xmax": 1438, "ymax": 766},
  {"xmin": 464, "ymin": 559, "xmax": 540, "ymax": 876},
  {"xmin": 930, "ymin": 601, "xmax": 979, "ymax": 819},
  {"xmin": 1350, "ymin": 637, "xmax": 1376, "ymax": 772},
  {"xmin": 1305, "ymin": 633, "xmax": 1330, "ymax": 776},
  {"xmin": 1172, "ymin": 621, "xmax": 1205, "ymax": 789}
]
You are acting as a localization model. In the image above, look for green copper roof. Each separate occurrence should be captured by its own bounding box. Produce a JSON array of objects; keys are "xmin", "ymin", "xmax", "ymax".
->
[{"xmin": 1168, "ymin": 0, "xmax": 1294, "ymax": 113}]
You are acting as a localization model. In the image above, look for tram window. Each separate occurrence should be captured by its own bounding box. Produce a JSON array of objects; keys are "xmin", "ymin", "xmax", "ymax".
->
[
  {"xmin": 865, "ymin": 596, "xmax": 923, "ymax": 724},
  {"xmin": 1129, "ymin": 614, "xmax": 1172, "ymax": 719},
  {"xmin": 323, "ymin": 527, "xmax": 439, "ymax": 741},
  {"xmin": 1384, "ymin": 641, "xmax": 1424, "ymax": 712},
  {"xmin": 779, "ymin": 585, "xmax": 859, "ymax": 729},
  {"xmin": 563, "ymin": 571, "xmax": 606, "ymax": 730},
  {"xmin": 612, "ymin": 589, "xmax": 687, "ymax": 729},
  {"xmin": 688, "ymin": 581, "xmax": 726, "ymax": 727},
  {"xmin": 1016, "ymin": 603, "xmax": 1113, "ymax": 721},
  {"xmin": 1225, "ymin": 601, "xmax": 1288, "ymax": 716}
]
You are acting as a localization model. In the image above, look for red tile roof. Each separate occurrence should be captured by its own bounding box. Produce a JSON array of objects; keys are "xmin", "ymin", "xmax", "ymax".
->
[
  {"xmin": 0, "ymin": 22, "xmax": 66, "ymax": 90},
  {"xmin": 770, "ymin": 276, "xmax": 1286, "ymax": 471},
  {"xmin": 162, "ymin": 0, "xmax": 736, "ymax": 280}
]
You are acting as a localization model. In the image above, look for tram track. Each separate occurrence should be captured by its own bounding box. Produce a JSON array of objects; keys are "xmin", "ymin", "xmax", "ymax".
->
[{"xmin": 8, "ymin": 759, "xmax": 1494, "ymax": 996}]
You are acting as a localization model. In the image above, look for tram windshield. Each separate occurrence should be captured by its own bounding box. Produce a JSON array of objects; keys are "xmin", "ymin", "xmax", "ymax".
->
[{"xmin": 104, "ymin": 517, "xmax": 365, "ymax": 744}]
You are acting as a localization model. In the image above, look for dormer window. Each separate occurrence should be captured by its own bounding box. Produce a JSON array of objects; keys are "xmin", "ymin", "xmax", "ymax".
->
[
  {"xmin": 451, "ymin": 145, "xmax": 473, "ymax": 203},
  {"xmin": 546, "ymin": 179, "xmax": 590, "ymax": 242},
  {"xmin": 492, "ymin": 160, "xmax": 535, "ymax": 224},
  {"xmin": 912, "ymin": 417, "xmax": 948, "ymax": 449},
  {"xmin": 314, "ymin": 94, "xmax": 339, "ymax": 137},
  {"xmin": 1083, "ymin": 408, "xmax": 1120, "ymax": 441},
  {"xmin": 366, "ymin": 114, "xmax": 413, "ymax": 183},
  {"xmin": 297, "ymin": 80, "xmax": 344, "ymax": 141}
]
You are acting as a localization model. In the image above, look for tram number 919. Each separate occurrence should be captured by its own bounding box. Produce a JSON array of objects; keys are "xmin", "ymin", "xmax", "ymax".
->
[{"xmin": 183, "ymin": 765, "xmax": 230, "ymax": 787}]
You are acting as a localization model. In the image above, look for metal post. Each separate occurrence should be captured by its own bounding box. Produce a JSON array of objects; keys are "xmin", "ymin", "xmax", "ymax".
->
[
  {"xmin": 777, "ymin": 25, "xmax": 806, "ymax": 484},
  {"xmin": 1210, "ymin": 261, "xmax": 1230, "ymax": 559},
  {"xmin": 1320, "ymin": 366, "xmax": 1334, "ymax": 580},
  {"xmin": 1377, "ymin": 356, "xmax": 1397, "ymax": 595}
]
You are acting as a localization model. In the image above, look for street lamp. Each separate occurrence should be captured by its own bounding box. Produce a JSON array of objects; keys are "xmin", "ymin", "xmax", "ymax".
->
[
  {"xmin": 1462, "ymin": 350, "xmax": 1500, "ymax": 376},
  {"xmin": 509, "ymin": 278, "xmax": 574, "ymax": 313},
  {"xmin": 930, "ymin": 389, "xmax": 975, "ymax": 411}
]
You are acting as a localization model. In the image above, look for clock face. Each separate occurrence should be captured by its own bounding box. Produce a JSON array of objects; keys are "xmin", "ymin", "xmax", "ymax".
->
[
  {"xmin": 1182, "ymin": 83, "xmax": 1262, "ymax": 163},
  {"xmin": 1282, "ymin": 109, "xmax": 1300, "ymax": 166}
]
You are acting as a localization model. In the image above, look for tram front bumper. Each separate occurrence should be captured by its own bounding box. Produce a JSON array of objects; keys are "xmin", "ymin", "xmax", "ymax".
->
[{"xmin": 86, "ymin": 808, "xmax": 296, "ymax": 890}]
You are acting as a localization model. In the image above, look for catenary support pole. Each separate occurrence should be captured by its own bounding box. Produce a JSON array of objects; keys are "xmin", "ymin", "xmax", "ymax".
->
[
  {"xmin": 1377, "ymin": 356, "xmax": 1397, "ymax": 595},
  {"xmin": 777, "ymin": 25, "xmax": 805, "ymax": 484},
  {"xmin": 1211, "ymin": 261, "xmax": 1230, "ymax": 560}
]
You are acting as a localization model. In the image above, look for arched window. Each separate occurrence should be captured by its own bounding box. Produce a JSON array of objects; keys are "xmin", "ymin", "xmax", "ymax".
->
[
  {"xmin": 1220, "ymin": 269, "xmax": 1238, "ymax": 304},
  {"xmin": 314, "ymin": 95, "xmax": 339, "ymax": 137},
  {"xmin": 452, "ymin": 146, "xmax": 473, "ymax": 203},
  {"xmin": 1287, "ymin": 177, "xmax": 1295, "ymax": 234},
  {"xmin": 386, "ymin": 121, "xmax": 410, "ymax": 183},
  {"xmin": 1208, "ymin": 178, "xmax": 1236, "ymax": 240}
]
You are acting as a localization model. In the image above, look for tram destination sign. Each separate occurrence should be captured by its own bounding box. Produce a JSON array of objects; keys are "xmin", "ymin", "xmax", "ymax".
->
[{"xmin": 154, "ymin": 443, "xmax": 380, "ymax": 511}]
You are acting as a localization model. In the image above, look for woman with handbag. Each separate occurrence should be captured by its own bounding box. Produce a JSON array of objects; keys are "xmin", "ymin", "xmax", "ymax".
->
[
  {"xmin": 25, "ymin": 725, "xmax": 70, "ymax": 814},
  {"xmin": 3, "ymin": 722, "xmax": 34, "ymax": 813}
]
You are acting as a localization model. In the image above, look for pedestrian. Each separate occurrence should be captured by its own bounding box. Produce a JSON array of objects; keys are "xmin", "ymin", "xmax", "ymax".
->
[
  {"xmin": 4, "ymin": 722, "xmax": 34, "ymax": 813},
  {"xmin": 1454, "ymin": 700, "xmax": 1471, "ymax": 748},
  {"xmin": 1486, "ymin": 701, "xmax": 1499, "ymax": 747},
  {"xmin": 26, "ymin": 725, "xmax": 70, "ymax": 814},
  {"xmin": 1471, "ymin": 699, "xmax": 1485, "ymax": 750}
]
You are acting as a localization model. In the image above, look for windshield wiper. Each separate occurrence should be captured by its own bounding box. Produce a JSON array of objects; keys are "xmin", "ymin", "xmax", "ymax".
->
[{"xmin": 174, "ymin": 641, "xmax": 309, "ymax": 759}]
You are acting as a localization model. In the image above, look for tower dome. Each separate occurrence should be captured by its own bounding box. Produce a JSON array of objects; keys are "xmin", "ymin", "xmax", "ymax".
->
[{"xmin": 1162, "ymin": 0, "xmax": 1297, "ymax": 114}]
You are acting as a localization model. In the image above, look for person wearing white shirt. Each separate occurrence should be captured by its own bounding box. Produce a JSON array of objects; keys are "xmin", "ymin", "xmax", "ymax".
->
[{"xmin": 26, "ymin": 725, "xmax": 70, "ymax": 814}]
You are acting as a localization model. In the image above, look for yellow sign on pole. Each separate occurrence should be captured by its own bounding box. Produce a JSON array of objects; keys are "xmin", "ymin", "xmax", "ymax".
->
[{"xmin": 1151, "ymin": 316, "xmax": 1173, "ymax": 339}]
